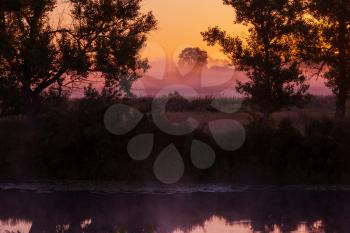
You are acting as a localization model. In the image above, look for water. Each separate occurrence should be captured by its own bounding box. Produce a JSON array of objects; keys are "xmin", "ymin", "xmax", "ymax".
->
[{"xmin": 0, "ymin": 183, "xmax": 349, "ymax": 233}]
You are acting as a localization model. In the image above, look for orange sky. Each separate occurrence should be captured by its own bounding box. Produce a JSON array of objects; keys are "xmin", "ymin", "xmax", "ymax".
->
[
  {"xmin": 53, "ymin": 0, "xmax": 246, "ymax": 61},
  {"xmin": 140, "ymin": 0, "xmax": 246, "ymax": 61},
  {"xmin": 53, "ymin": 0, "xmax": 330, "ymax": 96},
  {"xmin": 52, "ymin": 0, "xmax": 247, "ymax": 65},
  {"xmin": 136, "ymin": 0, "xmax": 249, "ymax": 96},
  {"xmin": 138, "ymin": 0, "xmax": 330, "ymax": 96}
]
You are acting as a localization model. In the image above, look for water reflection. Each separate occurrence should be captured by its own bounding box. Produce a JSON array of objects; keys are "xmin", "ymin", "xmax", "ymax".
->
[
  {"xmin": 0, "ymin": 218, "xmax": 327, "ymax": 233},
  {"xmin": 0, "ymin": 189, "xmax": 349, "ymax": 233},
  {"xmin": 0, "ymin": 219, "xmax": 32, "ymax": 233}
]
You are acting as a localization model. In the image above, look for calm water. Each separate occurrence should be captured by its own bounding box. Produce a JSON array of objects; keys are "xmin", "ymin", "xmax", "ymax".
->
[{"xmin": 0, "ymin": 184, "xmax": 349, "ymax": 233}]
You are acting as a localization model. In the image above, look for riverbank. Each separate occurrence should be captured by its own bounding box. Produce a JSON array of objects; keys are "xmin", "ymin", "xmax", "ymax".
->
[{"xmin": 1, "ymin": 96, "xmax": 350, "ymax": 184}]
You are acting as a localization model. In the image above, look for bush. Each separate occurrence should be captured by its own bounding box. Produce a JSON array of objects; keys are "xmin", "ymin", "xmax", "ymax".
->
[{"xmin": 1, "ymin": 96, "xmax": 350, "ymax": 184}]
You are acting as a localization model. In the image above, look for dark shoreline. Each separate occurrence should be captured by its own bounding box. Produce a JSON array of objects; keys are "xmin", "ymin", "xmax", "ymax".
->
[
  {"xmin": 1, "ymin": 96, "xmax": 350, "ymax": 185},
  {"xmin": 1, "ymin": 182, "xmax": 350, "ymax": 194}
]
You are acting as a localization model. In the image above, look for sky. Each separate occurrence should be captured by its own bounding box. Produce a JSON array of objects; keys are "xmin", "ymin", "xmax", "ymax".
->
[
  {"xmin": 53, "ymin": 0, "xmax": 330, "ymax": 96},
  {"xmin": 140, "ymin": 0, "xmax": 246, "ymax": 61},
  {"xmin": 137, "ymin": 0, "xmax": 330, "ymax": 96},
  {"xmin": 53, "ymin": 0, "xmax": 246, "ymax": 62},
  {"xmin": 136, "ymin": 0, "xmax": 250, "ymax": 96}
]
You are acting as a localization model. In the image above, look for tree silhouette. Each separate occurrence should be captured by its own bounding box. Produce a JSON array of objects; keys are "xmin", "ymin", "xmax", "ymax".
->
[
  {"xmin": 0, "ymin": 0, "xmax": 157, "ymax": 112},
  {"xmin": 301, "ymin": 0, "xmax": 350, "ymax": 120},
  {"xmin": 178, "ymin": 47, "xmax": 208, "ymax": 68},
  {"xmin": 202, "ymin": 0, "xmax": 309, "ymax": 121},
  {"xmin": 0, "ymin": 77, "xmax": 23, "ymax": 116}
]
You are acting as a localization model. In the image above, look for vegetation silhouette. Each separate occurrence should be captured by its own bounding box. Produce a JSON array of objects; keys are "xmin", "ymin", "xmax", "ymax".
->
[
  {"xmin": 300, "ymin": 0, "xmax": 350, "ymax": 120},
  {"xmin": 202, "ymin": 0, "xmax": 310, "ymax": 123},
  {"xmin": 178, "ymin": 47, "xmax": 208, "ymax": 68},
  {"xmin": 0, "ymin": 0, "xmax": 157, "ymax": 113},
  {"xmin": 1, "ymin": 0, "xmax": 350, "ymax": 184},
  {"xmin": 1, "ymin": 92, "xmax": 350, "ymax": 184}
]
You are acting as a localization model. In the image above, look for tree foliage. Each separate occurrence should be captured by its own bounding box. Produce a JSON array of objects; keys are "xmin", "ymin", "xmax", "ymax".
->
[
  {"xmin": 0, "ymin": 0, "xmax": 157, "ymax": 112},
  {"xmin": 178, "ymin": 47, "xmax": 208, "ymax": 68},
  {"xmin": 301, "ymin": 0, "xmax": 350, "ymax": 119},
  {"xmin": 202, "ymin": 0, "xmax": 309, "ymax": 120}
]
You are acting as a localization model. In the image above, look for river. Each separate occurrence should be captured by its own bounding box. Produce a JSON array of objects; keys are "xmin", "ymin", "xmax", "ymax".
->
[{"xmin": 0, "ymin": 183, "xmax": 349, "ymax": 233}]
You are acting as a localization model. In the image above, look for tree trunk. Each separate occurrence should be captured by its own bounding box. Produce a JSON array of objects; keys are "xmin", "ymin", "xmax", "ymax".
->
[
  {"xmin": 335, "ymin": 18, "xmax": 348, "ymax": 121},
  {"xmin": 22, "ymin": 86, "xmax": 41, "ymax": 116},
  {"xmin": 261, "ymin": 110, "xmax": 271, "ymax": 126},
  {"xmin": 335, "ymin": 88, "xmax": 346, "ymax": 120}
]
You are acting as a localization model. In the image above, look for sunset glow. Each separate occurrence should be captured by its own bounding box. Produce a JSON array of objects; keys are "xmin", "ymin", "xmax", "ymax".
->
[
  {"xmin": 1, "ymin": 1, "xmax": 350, "ymax": 232},
  {"xmin": 141, "ymin": 0, "xmax": 247, "ymax": 61},
  {"xmin": 138, "ymin": 0, "xmax": 329, "ymax": 95},
  {"xmin": 51, "ymin": 0, "xmax": 329, "ymax": 95}
]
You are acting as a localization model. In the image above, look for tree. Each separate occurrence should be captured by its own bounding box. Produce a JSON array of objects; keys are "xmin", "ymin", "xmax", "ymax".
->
[
  {"xmin": 0, "ymin": 77, "xmax": 23, "ymax": 116},
  {"xmin": 202, "ymin": 0, "xmax": 309, "ymax": 121},
  {"xmin": 178, "ymin": 47, "xmax": 208, "ymax": 68},
  {"xmin": 301, "ymin": 0, "xmax": 350, "ymax": 120},
  {"xmin": 0, "ymin": 0, "xmax": 157, "ymax": 113}
]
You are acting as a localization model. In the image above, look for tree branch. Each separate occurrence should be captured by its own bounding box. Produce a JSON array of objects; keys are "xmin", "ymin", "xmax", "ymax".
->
[{"xmin": 34, "ymin": 67, "xmax": 67, "ymax": 96}]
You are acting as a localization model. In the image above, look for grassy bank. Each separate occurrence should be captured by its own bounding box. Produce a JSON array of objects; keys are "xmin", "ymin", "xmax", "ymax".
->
[{"xmin": 1, "ymin": 95, "xmax": 350, "ymax": 184}]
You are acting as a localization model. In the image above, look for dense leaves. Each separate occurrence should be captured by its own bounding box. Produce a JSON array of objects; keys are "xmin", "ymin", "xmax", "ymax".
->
[
  {"xmin": 0, "ymin": 0, "xmax": 157, "ymax": 111},
  {"xmin": 301, "ymin": 0, "xmax": 350, "ymax": 119},
  {"xmin": 178, "ymin": 47, "xmax": 208, "ymax": 67},
  {"xmin": 202, "ymin": 0, "xmax": 310, "ymax": 120}
]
